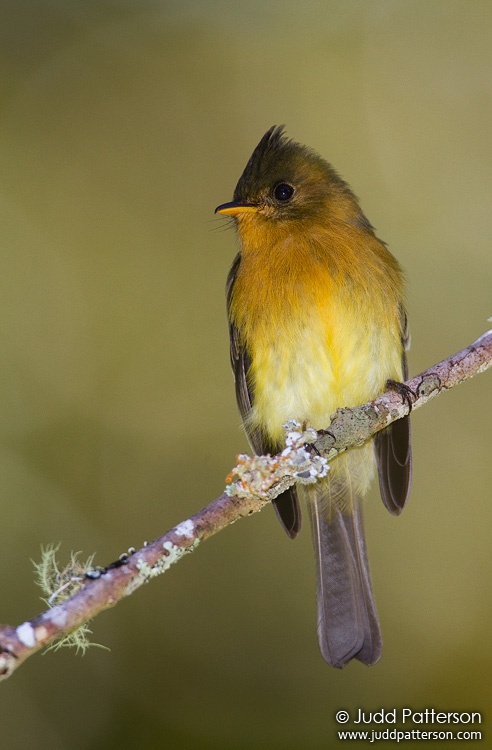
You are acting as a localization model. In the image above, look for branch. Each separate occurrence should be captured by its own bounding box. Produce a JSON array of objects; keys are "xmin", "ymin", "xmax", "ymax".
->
[{"xmin": 1, "ymin": 325, "xmax": 491, "ymax": 681}]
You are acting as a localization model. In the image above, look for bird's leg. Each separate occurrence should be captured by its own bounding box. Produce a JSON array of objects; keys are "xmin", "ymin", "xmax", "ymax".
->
[{"xmin": 385, "ymin": 379, "xmax": 416, "ymax": 412}]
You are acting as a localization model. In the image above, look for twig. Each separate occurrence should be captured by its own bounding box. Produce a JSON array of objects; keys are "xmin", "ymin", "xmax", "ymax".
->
[{"xmin": 0, "ymin": 326, "xmax": 490, "ymax": 681}]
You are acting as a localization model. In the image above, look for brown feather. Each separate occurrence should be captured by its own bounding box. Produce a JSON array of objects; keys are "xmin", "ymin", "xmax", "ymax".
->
[
  {"xmin": 375, "ymin": 313, "xmax": 413, "ymax": 515},
  {"xmin": 227, "ymin": 252, "xmax": 302, "ymax": 537},
  {"xmin": 303, "ymin": 464, "xmax": 382, "ymax": 667}
]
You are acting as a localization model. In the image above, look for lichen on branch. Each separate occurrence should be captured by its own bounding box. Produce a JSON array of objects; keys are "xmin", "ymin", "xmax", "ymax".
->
[{"xmin": 0, "ymin": 324, "xmax": 490, "ymax": 681}]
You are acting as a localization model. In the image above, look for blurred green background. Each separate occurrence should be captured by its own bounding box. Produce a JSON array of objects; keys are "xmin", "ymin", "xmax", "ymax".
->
[{"xmin": 1, "ymin": 1, "xmax": 491, "ymax": 748}]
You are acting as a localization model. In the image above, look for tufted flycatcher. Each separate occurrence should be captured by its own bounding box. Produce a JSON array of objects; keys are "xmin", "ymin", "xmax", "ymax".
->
[{"xmin": 215, "ymin": 127, "xmax": 412, "ymax": 668}]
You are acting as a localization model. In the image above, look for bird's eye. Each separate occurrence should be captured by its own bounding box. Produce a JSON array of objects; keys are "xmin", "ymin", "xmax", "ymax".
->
[{"xmin": 273, "ymin": 183, "xmax": 294, "ymax": 202}]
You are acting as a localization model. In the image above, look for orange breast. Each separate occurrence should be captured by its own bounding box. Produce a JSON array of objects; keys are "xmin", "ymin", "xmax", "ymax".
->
[{"xmin": 229, "ymin": 216, "xmax": 404, "ymax": 445}]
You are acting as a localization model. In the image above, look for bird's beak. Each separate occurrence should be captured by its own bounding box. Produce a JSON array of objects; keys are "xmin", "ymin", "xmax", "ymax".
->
[{"xmin": 215, "ymin": 201, "xmax": 258, "ymax": 216}]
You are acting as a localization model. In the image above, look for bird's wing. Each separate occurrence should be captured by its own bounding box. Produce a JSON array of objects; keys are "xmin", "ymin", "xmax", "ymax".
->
[
  {"xmin": 375, "ymin": 307, "xmax": 412, "ymax": 515},
  {"xmin": 227, "ymin": 253, "xmax": 301, "ymax": 537}
]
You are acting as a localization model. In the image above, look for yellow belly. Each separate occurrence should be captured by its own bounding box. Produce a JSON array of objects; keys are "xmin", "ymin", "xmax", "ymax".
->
[
  {"xmin": 230, "ymin": 223, "xmax": 405, "ymax": 448},
  {"xmin": 248, "ymin": 297, "xmax": 402, "ymax": 445}
]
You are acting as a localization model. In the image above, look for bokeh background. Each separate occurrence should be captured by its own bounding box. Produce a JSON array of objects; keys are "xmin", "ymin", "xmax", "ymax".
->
[{"xmin": 1, "ymin": 1, "xmax": 491, "ymax": 748}]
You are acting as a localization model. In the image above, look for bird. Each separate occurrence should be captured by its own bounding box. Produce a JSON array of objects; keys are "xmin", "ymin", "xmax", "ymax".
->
[{"xmin": 215, "ymin": 126, "xmax": 412, "ymax": 668}]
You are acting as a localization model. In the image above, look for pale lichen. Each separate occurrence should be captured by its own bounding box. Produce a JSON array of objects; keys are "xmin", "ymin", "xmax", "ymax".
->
[
  {"xmin": 16, "ymin": 622, "xmax": 36, "ymax": 648},
  {"xmin": 225, "ymin": 420, "xmax": 329, "ymax": 498},
  {"xmin": 126, "ymin": 537, "xmax": 201, "ymax": 596},
  {"xmin": 32, "ymin": 544, "xmax": 106, "ymax": 654},
  {"xmin": 33, "ymin": 544, "xmax": 93, "ymax": 606},
  {"xmin": 174, "ymin": 519, "xmax": 195, "ymax": 539}
]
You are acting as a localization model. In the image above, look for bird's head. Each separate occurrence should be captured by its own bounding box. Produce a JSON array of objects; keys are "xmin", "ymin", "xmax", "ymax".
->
[{"xmin": 215, "ymin": 126, "xmax": 361, "ymax": 229}]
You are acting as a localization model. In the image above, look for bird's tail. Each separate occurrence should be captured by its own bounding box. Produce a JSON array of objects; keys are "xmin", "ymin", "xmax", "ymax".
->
[{"xmin": 302, "ymin": 447, "xmax": 382, "ymax": 668}]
